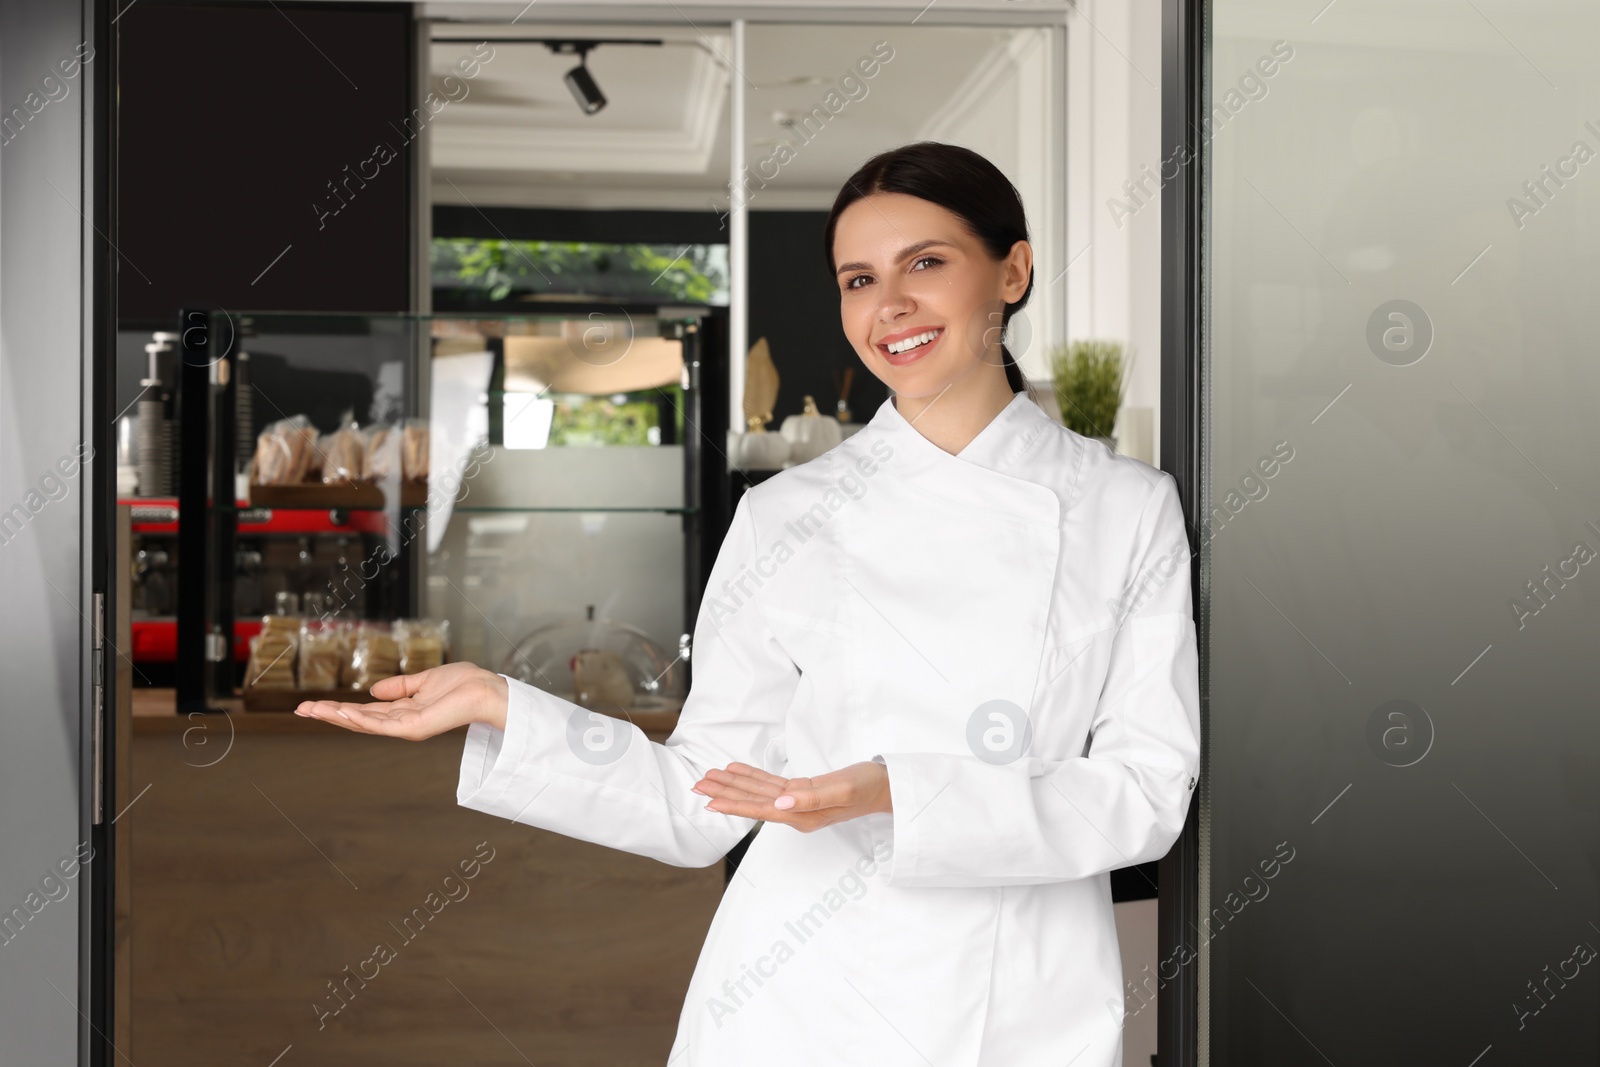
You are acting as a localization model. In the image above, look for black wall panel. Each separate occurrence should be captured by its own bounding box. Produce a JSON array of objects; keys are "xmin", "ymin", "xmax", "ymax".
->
[{"xmin": 117, "ymin": 1, "xmax": 413, "ymax": 325}]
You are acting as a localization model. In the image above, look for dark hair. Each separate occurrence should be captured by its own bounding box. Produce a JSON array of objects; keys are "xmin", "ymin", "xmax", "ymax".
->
[{"xmin": 823, "ymin": 141, "xmax": 1034, "ymax": 396}]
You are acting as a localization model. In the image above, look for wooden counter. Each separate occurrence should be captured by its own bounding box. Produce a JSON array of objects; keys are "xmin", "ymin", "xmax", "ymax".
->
[
  {"xmin": 127, "ymin": 687, "xmax": 726, "ymax": 1066},
  {"xmin": 131, "ymin": 686, "xmax": 685, "ymax": 735}
]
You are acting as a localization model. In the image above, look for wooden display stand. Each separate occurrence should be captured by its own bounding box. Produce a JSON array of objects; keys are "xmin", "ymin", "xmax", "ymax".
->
[{"xmin": 248, "ymin": 477, "xmax": 428, "ymax": 510}]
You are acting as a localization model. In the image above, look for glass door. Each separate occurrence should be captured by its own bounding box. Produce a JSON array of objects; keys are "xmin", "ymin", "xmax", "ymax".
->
[{"xmin": 1201, "ymin": 3, "xmax": 1600, "ymax": 1062}]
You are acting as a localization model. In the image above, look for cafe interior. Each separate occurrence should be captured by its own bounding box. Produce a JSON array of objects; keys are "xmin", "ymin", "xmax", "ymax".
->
[{"xmin": 103, "ymin": 1, "xmax": 1166, "ymax": 1062}]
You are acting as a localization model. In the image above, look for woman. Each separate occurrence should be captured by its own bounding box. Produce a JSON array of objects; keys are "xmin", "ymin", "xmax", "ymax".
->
[{"xmin": 298, "ymin": 141, "xmax": 1200, "ymax": 1066}]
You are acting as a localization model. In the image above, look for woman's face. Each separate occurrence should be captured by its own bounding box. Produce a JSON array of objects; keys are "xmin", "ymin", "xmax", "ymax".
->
[{"xmin": 833, "ymin": 191, "xmax": 1031, "ymax": 400}]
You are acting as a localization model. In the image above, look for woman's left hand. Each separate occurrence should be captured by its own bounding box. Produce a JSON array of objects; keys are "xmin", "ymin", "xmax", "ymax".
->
[{"xmin": 691, "ymin": 760, "xmax": 892, "ymax": 832}]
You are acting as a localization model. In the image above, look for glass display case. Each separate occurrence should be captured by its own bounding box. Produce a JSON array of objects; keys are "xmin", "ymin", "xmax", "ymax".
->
[{"xmin": 144, "ymin": 306, "xmax": 717, "ymax": 715}]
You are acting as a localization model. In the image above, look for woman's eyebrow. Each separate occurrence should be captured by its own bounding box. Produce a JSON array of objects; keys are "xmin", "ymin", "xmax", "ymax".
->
[{"xmin": 835, "ymin": 239, "xmax": 953, "ymax": 276}]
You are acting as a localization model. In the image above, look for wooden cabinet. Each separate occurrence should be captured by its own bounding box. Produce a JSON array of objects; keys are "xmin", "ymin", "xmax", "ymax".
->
[{"xmin": 128, "ymin": 708, "xmax": 722, "ymax": 1066}]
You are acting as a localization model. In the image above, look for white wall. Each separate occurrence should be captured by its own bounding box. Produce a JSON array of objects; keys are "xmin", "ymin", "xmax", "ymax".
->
[
  {"xmin": 1066, "ymin": 3, "xmax": 1168, "ymax": 1062},
  {"xmin": 1065, "ymin": 0, "xmax": 1165, "ymax": 465}
]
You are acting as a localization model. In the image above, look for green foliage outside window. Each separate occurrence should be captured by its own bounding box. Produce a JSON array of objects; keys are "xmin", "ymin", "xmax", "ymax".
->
[
  {"xmin": 434, "ymin": 238, "xmax": 728, "ymax": 305},
  {"xmin": 546, "ymin": 392, "xmax": 675, "ymax": 447}
]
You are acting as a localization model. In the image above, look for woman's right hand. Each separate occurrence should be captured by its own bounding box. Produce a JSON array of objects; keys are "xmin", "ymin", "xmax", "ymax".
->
[{"xmin": 294, "ymin": 662, "xmax": 509, "ymax": 739}]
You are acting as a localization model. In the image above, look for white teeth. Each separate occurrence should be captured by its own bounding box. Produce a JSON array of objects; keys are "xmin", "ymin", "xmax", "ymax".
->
[{"xmin": 886, "ymin": 328, "xmax": 941, "ymax": 355}]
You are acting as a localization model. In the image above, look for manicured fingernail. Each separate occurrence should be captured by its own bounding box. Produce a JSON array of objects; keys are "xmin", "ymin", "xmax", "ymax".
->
[
  {"xmin": 337, "ymin": 709, "xmax": 350, "ymax": 719},
  {"xmin": 703, "ymin": 801, "xmax": 716, "ymax": 810},
  {"xmin": 774, "ymin": 795, "xmax": 795, "ymax": 810}
]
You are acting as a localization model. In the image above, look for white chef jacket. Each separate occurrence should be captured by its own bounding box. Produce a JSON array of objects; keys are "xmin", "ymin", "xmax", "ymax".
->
[{"xmin": 457, "ymin": 391, "xmax": 1201, "ymax": 1067}]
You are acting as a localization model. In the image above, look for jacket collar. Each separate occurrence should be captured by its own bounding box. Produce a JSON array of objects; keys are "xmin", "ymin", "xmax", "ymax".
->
[{"xmin": 861, "ymin": 391, "xmax": 1061, "ymax": 527}]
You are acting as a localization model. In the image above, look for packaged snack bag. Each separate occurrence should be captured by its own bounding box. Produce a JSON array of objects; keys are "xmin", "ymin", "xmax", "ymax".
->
[
  {"xmin": 249, "ymin": 414, "xmax": 319, "ymax": 485},
  {"xmin": 397, "ymin": 618, "xmax": 450, "ymax": 675},
  {"xmin": 245, "ymin": 614, "xmax": 300, "ymax": 690},
  {"xmin": 336, "ymin": 619, "xmax": 361, "ymax": 688},
  {"xmin": 401, "ymin": 417, "xmax": 429, "ymax": 481},
  {"xmin": 319, "ymin": 409, "xmax": 365, "ymax": 485},
  {"xmin": 297, "ymin": 618, "xmax": 342, "ymax": 689},
  {"xmin": 348, "ymin": 621, "xmax": 401, "ymax": 690},
  {"xmin": 363, "ymin": 420, "xmax": 399, "ymax": 482}
]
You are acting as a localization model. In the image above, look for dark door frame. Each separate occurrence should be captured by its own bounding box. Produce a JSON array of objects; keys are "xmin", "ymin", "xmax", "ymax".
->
[
  {"xmin": 0, "ymin": 0, "xmax": 117, "ymax": 1063},
  {"xmin": 1158, "ymin": 0, "xmax": 1205, "ymax": 1063}
]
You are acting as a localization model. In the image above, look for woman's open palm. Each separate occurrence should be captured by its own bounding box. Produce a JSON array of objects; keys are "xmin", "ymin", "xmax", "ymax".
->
[{"xmin": 294, "ymin": 662, "xmax": 507, "ymax": 739}]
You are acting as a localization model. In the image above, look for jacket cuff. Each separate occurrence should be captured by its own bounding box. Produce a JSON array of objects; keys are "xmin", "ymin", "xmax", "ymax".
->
[
  {"xmin": 871, "ymin": 752, "xmax": 919, "ymax": 886},
  {"xmin": 456, "ymin": 673, "xmax": 553, "ymax": 814}
]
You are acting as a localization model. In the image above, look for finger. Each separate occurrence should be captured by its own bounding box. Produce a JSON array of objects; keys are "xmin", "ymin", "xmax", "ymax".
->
[
  {"xmin": 703, "ymin": 767, "xmax": 784, "ymax": 798},
  {"xmin": 703, "ymin": 796, "xmax": 795, "ymax": 824},
  {"xmin": 294, "ymin": 698, "xmax": 344, "ymax": 720},
  {"xmin": 298, "ymin": 698, "xmax": 384, "ymax": 721},
  {"xmin": 298, "ymin": 699, "xmax": 407, "ymax": 735},
  {"xmin": 696, "ymin": 777, "xmax": 774, "ymax": 805},
  {"xmin": 697, "ymin": 772, "xmax": 781, "ymax": 802},
  {"xmin": 723, "ymin": 762, "xmax": 790, "ymax": 788},
  {"xmin": 297, "ymin": 701, "xmax": 384, "ymax": 735},
  {"xmin": 703, "ymin": 798, "xmax": 833, "ymax": 834},
  {"xmin": 369, "ymin": 672, "xmax": 424, "ymax": 700}
]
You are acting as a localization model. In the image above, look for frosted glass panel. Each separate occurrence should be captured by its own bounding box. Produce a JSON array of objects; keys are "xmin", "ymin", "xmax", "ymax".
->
[
  {"xmin": 1204, "ymin": 5, "xmax": 1600, "ymax": 1063},
  {"xmin": 427, "ymin": 510, "xmax": 686, "ymax": 679}
]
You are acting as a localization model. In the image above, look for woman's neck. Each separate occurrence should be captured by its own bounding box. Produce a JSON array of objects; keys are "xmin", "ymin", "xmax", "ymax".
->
[{"xmin": 892, "ymin": 371, "xmax": 1018, "ymax": 456}]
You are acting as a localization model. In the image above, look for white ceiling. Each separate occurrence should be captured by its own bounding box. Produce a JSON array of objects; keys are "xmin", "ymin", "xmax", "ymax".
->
[{"xmin": 428, "ymin": 22, "xmax": 1035, "ymax": 210}]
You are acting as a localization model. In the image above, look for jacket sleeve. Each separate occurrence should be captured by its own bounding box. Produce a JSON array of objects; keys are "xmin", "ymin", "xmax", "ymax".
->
[
  {"xmin": 455, "ymin": 491, "xmax": 800, "ymax": 868},
  {"xmin": 871, "ymin": 472, "xmax": 1201, "ymax": 888}
]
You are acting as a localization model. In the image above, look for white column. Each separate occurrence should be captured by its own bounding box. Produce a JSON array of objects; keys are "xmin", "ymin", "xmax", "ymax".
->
[{"xmin": 728, "ymin": 18, "xmax": 747, "ymax": 451}]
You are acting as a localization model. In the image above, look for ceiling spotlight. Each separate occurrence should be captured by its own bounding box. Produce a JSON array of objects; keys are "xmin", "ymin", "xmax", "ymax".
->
[
  {"xmin": 541, "ymin": 40, "xmax": 608, "ymax": 116},
  {"xmin": 434, "ymin": 38, "xmax": 664, "ymax": 117},
  {"xmin": 565, "ymin": 58, "xmax": 606, "ymax": 115}
]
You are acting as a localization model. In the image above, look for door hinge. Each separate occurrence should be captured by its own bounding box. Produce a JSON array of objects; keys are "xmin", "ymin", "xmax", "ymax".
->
[{"xmin": 92, "ymin": 591, "xmax": 105, "ymax": 826}]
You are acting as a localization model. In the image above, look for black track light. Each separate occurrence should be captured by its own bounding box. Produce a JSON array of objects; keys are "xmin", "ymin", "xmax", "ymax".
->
[
  {"xmin": 544, "ymin": 41, "xmax": 606, "ymax": 116},
  {"xmin": 564, "ymin": 59, "xmax": 606, "ymax": 115},
  {"xmin": 433, "ymin": 37, "xmax": 665, "ymax": 117}
]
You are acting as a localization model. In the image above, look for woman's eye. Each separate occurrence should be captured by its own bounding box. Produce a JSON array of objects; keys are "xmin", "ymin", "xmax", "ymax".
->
[{"xmin": 844, "ymin": 256, "xmax": 941, "ymax": 292}]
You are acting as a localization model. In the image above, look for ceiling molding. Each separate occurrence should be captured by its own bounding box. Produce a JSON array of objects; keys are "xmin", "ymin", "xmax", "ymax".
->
[
  {"xmin": 919, "ymin": 27, "xmax": 1046, "ymax": 142},
  {"xmin": 431, "ymin": 178, "xmax": 836, "ymax": 211},
  {"xmin": 423, "ymin": 1, "xmax": 1073, "ymax": 25},
  {"xmin": 431, "ymin": 41, "xmax": 729, "ymax": 174},
  {"xmin": 428, "ymin": 20, "xmax": 1064, "ymax": 210}
]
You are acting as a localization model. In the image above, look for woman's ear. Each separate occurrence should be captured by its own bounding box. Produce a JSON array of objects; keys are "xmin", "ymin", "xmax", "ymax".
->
[{"xmin": 1002, "ymin": 239, "xmax": 1033, "ymax": 302}]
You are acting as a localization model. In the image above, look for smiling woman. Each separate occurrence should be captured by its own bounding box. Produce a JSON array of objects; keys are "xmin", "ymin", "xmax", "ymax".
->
[
  {"xmin": 826, "ymin": 142, "xmax": 1037, "ymax": 426},
  {"xmin": 298, "ymin": 141, "xmax": 1199, "ymax": 1067}
]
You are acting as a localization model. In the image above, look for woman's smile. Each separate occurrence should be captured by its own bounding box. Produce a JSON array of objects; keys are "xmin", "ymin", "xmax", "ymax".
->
[{"xmin": 878, "ymin": 325, "xmax": 946, "ymax": 366}]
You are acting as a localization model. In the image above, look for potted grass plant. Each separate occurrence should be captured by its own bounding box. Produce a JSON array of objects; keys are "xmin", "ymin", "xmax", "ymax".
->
[{"xmin": 1049, "ymin": 339, "xmax": 1127, "ymax": 451}]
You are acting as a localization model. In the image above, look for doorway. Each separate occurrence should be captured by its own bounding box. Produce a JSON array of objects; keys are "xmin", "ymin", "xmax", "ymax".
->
[{"xmin": 0, "ymin": 0, "xmax": 1194, "ymax": 1063}]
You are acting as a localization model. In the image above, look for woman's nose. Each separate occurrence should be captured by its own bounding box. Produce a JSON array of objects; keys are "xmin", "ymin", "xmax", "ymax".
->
[{"xmin": 877, "ymin": 278, "xmax": 914, "ymax": 320}]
